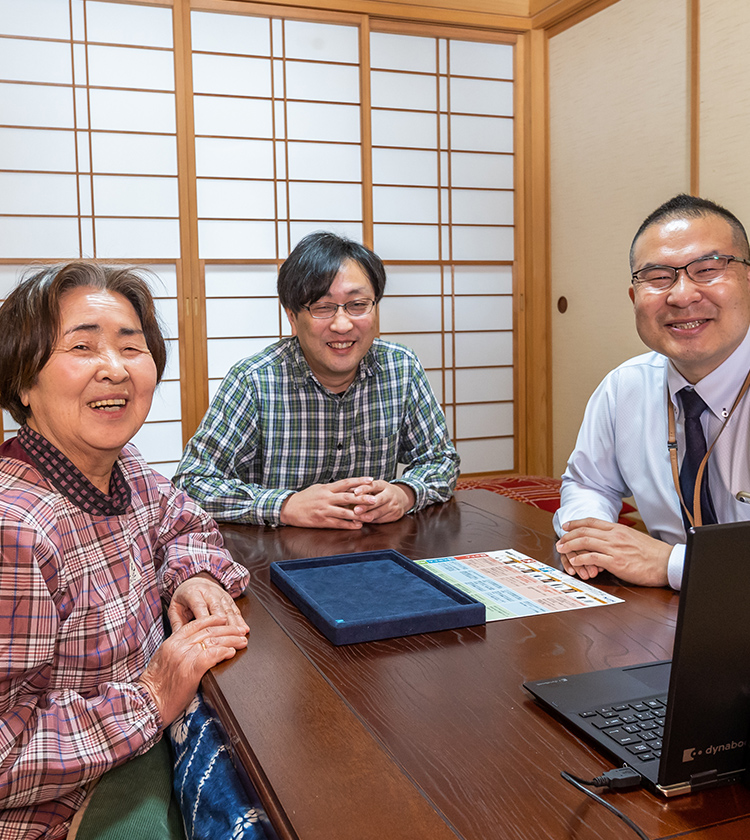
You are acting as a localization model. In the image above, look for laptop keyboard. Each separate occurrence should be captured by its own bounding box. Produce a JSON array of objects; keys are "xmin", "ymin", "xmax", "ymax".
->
[{"xmin": 579, "ymin": 695, "xmax": 667, "ymax": 763}]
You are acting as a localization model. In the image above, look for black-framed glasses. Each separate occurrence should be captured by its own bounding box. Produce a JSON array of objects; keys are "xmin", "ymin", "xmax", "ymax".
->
[
  {"xmin": 631, "ymin": 254, "xmax": 750, "ymax": 293},
  {"xmin": 301, "ymin": 299, "xmax": 376, "ymax": 319}
]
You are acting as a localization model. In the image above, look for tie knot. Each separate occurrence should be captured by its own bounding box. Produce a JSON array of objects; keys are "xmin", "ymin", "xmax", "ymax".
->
[{"xmin": 680, "ymin": 387, "xmax": 709, "ymax": 419}]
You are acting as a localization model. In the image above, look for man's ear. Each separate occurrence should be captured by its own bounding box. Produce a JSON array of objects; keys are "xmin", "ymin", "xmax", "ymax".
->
[
  {"xmin": 628, "ymin": 286, "xmax": 635, "ymax": 306},
  {"xmin": 285, "ymin": 308, "xmax": 298, "ymax": 336}
]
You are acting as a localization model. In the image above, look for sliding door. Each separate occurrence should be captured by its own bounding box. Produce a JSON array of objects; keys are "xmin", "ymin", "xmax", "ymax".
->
[
  {"xmin": 0, "ymin": 0, "xmax": 519, "ymax": 477},
  {"xmin": 0, "ymin": 0, "xmax": 184, "ymax": 475}
]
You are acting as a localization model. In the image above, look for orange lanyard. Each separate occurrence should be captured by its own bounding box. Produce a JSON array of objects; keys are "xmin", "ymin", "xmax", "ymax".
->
[{"xmin": 667, "ymin": 369, "xmax": 750, "ymax": 528}]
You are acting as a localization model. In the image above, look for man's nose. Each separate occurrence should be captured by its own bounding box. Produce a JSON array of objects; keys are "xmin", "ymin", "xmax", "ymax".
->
[
  {"xmin": 666, "ymin": 268, "xmax": 703, "ymax": 303},
  {"xmin": 329, "ymin": 309, "xmax": 354, "ymax": 330}
]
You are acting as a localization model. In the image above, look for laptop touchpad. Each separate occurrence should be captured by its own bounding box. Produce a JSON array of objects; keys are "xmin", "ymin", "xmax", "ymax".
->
[{"xmin": 623, "ymin": 661, "xmax": 671, "ymax": 693}]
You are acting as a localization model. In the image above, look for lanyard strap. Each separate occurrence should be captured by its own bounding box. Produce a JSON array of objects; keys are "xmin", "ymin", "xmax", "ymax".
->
[{"xmin": 668, "ymin": 368, "xmax": 750, "ymax": 528}]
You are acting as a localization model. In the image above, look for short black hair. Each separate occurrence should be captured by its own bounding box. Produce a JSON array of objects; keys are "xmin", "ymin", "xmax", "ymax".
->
[
  {"xmin": 277, "ymin": 232, "xmax": 387, "ymax": 313},
  {"xmin": 630, "ymin": 194, "xmax": 750, "ymax": 269}
]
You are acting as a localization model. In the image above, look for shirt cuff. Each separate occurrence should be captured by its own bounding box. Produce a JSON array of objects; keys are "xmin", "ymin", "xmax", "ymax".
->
[
  {"xmin": 128, "ymin": 680, "xmax": 164, "ymax": 739},
  {"xmin": 251, "ymin": 488, "xmax": 296, "ymax": 526},
  {"xmin": 162, "ymin": 554, "xmax": 249, "ymax": 600},
  {"xmin": 667, "ymin": 543, "xmax": 686, "ymax": 590},
  {"xmin": 391, "ymin": 478, "xmax": 420, "ymax": 513}
]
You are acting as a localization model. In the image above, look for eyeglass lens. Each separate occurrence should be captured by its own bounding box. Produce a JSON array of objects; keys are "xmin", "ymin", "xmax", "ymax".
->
[
  {"xmin": 633, "ymin": 255, "xmax": 733, "ymax": 290},
  {"xmin": 306, "ymin": 300, "xmax": 374, "ymax": 318}
]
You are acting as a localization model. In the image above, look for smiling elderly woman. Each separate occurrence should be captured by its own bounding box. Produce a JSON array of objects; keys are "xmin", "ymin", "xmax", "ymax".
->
[{"xmin": 0, "ymin": 262, "xmax": 250, "ymax": 840}]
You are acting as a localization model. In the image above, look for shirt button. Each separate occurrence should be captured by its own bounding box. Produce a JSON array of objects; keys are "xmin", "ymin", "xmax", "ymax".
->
[{"xmin": 337, "ymin": 443, "xmax": 343, "ymax": 450}]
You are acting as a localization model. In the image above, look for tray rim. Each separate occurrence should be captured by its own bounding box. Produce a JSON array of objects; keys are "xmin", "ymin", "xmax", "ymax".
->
[{"xmin": 270, "ymin": 549, "xmax": 486, "ymax": 645}]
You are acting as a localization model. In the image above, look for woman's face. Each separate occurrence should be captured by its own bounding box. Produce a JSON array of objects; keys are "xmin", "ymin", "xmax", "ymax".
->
[{"xmin": 21, "ymin": 286, "xmax": 158, "ymax": 483}]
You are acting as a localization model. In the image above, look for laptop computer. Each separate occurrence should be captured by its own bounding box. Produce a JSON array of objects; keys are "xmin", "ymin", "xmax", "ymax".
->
[{"xmin": 524, "ymin": 521, "xmax": 750, "ymax": 797}]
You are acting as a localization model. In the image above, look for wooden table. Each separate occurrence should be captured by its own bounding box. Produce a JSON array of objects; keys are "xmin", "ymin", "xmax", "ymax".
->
[{"xmin": 203, "ymin": 490, "xmax": 750, "ymax": 840}]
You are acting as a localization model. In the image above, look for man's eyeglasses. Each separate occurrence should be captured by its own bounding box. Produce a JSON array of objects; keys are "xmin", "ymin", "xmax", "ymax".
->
[
  {"xmin": 301, "ymin": 299, "xmax": 376, "ymax": 319},
  {"xmin": 631, "ymin": 254, "xmax": 750, "ymax": 294}
]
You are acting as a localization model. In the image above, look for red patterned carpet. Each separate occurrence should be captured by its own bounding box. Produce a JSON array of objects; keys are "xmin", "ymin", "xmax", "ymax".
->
[{"xmin": 455, "ymin": 475, "xmax": 638, "ymax": 526}]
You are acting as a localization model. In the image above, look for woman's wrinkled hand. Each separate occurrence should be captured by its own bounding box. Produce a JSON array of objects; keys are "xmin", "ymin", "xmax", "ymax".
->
[
  {"xmin": 168, "ymin": 572, "xmax": 249, "ymax": 633},
  {"xmin": 138, "ymin": 614, "xmax": 248, "ymax": 726}
]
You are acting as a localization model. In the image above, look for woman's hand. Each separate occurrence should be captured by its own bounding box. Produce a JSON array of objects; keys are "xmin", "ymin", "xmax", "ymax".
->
[
  {"xmin": 138, "ymin": 615, "xmax": 248, "ymax": 726},
  {"xmin": 168, "ymin": 572, "xmax": 249, "ymax": 633}
]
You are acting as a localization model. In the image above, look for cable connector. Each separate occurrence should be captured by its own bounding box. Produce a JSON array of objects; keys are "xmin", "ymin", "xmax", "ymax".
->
[
  {"xmin": 561, "ymin": 768, "xmax": 649, "ymax": 840},
  {"xmin": 563, "ymin": 766, "xmax": 642, "ymax": 790},
  {"xmin": 591, "ymin": 767, "xmax": 643, "ymax": 790}
]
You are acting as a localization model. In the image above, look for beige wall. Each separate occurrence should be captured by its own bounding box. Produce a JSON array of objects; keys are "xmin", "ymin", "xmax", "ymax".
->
[
  {"xmin": 700, "ymin": 0, "xmax": 750, "ymax": 223},
  {"xmin": 549, "ymin": 0, "xmax": 690, "ymax": 477}
]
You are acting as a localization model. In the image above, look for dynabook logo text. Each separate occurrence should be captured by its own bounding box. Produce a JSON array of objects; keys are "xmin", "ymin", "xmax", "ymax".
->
[{"xmin": 682, "ymin": 741, "xmax": 747, "ymax": 762}]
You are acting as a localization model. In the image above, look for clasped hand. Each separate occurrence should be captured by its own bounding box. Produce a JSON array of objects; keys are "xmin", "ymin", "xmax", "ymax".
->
[
  {"xmin": 555, "ymin": 517, "xmax": 671, "ymax": 587},
  {"xmin": 280, "ymin": 477, "xmax": 416, "ymax": 529}
]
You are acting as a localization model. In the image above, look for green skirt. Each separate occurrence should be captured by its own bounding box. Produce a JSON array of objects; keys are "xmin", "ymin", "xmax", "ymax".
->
[{"xmin": 73, "ymin": 738, "xmax": 184, "ymax": 840}]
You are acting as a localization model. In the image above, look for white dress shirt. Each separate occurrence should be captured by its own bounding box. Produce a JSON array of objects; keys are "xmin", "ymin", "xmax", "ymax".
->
[{"xmin": 554, "ymin": 326, "xmax": 750, "ymax": 589}]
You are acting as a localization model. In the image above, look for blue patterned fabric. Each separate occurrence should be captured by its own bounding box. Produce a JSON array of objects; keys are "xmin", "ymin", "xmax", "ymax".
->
[{"xmin": 169, "ymin": 694, "xmax": 271, "ymax": 840}]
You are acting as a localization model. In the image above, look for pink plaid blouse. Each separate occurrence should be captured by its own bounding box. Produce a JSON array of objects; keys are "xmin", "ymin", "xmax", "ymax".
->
[{"xmin": 0, "ymin": 431, "xmax": 249, "ymax": 839}]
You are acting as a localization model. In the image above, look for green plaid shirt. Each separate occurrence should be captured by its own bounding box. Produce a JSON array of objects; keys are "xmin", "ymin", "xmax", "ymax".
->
[{"xmin": 174, "ymin": 338, "xmax": 459, "ymax": 525}]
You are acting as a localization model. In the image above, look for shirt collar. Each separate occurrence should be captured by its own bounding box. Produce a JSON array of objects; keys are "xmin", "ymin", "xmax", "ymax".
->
[
  {"xmin": 18, "ymin": 424, "xmax": 131, "ymax": 516},
  {"xmin": 289, "ymin": 336, "xmax": 380, "ymax": 393},
  {"xmin": 668, "ymin": 325, "xmax": 750, "ymax": 419}
]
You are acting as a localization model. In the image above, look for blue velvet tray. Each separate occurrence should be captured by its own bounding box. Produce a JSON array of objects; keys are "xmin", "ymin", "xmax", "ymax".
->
[{"xmin": 270, "ymin": 549, "xmax": 486, "ymax": 645}]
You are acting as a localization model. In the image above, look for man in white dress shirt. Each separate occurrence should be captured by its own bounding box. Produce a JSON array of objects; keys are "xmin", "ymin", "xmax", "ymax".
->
[{"xmin": 555, "ymin": 194, "xmax": 750, "ymax": 589}]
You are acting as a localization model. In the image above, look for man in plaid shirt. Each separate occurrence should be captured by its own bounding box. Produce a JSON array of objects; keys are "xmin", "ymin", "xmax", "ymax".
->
[{"xmin": 175, "ymin": 232, "xmax": 459, "ymax": 529}]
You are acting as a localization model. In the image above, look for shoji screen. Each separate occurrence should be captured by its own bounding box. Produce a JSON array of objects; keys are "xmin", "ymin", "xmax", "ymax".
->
[
  {"xmin": 194, "ymin": 8, "xmax": 516, "ymax": 473},
  {"xmin": 370, "ymin": 32, "xmax": 515, "ymax": 473},
  {"xmin": 1, "ymin": 0, "xmax": 518, "ymax": 478},
  {"xmin": 0, "ymin": 0, "xmax": 184, "ymax": 476},
  {"xmin": 191, "ymin": 10, "xmax": 365, "ymax": 402}
]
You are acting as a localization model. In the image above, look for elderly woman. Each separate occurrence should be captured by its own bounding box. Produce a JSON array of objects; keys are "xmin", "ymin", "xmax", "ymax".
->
[{"xmin": 0, "ymin": 262, "xmax": 250, "ymax": 840}]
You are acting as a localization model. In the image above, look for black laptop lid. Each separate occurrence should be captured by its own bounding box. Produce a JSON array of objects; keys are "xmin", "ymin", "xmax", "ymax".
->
[{"xmin": 658, "ymin": 521, "xmax": 750, "ymax": 789}]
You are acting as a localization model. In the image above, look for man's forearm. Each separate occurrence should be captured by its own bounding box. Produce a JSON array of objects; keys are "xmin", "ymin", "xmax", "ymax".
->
[{"xmin": 554, "ymin": 476, "xmax": 624, "ymax": 536}]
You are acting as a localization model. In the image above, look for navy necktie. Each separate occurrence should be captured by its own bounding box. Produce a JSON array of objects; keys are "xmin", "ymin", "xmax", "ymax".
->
[{"xmin": 679, "ymin": 387, "xmax": 717, "ymax": 527}]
